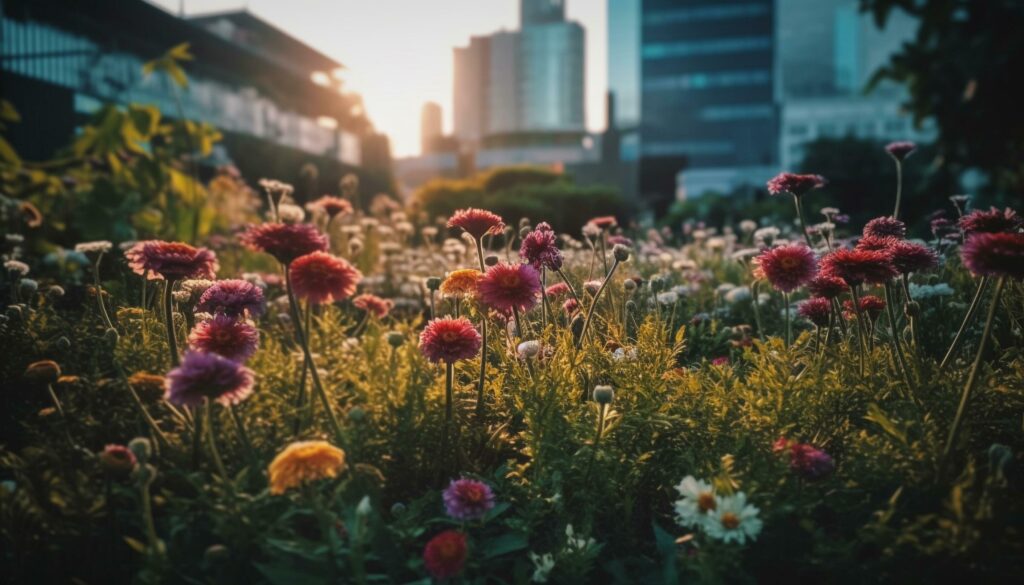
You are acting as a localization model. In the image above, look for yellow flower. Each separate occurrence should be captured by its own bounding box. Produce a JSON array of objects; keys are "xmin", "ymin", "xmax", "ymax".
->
[
  {"xmin": 440, "ymin": 269, "xmax": 481, "ymax": 299},
  {"xmin": 268, "ymin": 440, "xmax": 346, "ymax": 495}
]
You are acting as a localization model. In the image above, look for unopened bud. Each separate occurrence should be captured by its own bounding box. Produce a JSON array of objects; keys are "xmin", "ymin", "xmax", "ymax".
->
[
  {"xmin": 128, "ymin": 437, "xmax": 152, "ymax": 463},
  {"xmin": 204, "ymin": 544, "xmax": 229, "ymax": 563},
  {"xmin": 593, "ymin": 385, "xmax": 614, "ymax": 404},
  {"xmin": 484, "ymin": 254, "xmax": 499, "ymax": 267},
  {"xmin": 426, "ymin": 277, "xmax": 442, "ymax": 291},
  {"xmin": 386, "ymin": 331, "xmax": 404, "ymax": 347},
  {"xmin": 612, "ymin": 244, "xmax": 631, "ymax": 262},
  {"xmin": 904, "ymin": 301, "xmax": 920, "ymax": 318},
  {"xmin": 19, "ymin": 278, "xmax": 38, "ymax": 297},
  {"xmin": 623, "ymin": 279, "xmax": 637, "ymax": 293},
  {"xmin": 348, "ymin": 406, "xmax": 366, "ymax": 422}
]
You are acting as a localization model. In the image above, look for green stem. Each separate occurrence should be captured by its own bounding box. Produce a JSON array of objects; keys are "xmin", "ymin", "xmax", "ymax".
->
[
  {"xmin": 92, "ymin": 255, "xmax": 115, "ymax": 330},
  {"xmin": 792, "ymin": 194, "xmax": 813, "ymax": 248},
  {"xmin": 941, "ymin": 276, "xmax": 1006, "ymax": 470},
  {"xmin": 849, "ymin": 287, "xmax": 866, "ymax": 377},
  {"xmin": 892, "ymin": 160, "xmax": 903, "ymax": 220},
  {"xmin": 444, "ymin": 361, "xmax": 454, "ymax": 454},
  {"xmin": 883, "ymin": 282, "xmax": 915, "ymax": 397},
  {"xmin": 576, "ymin": 260, "xmax": 620, "ymax": 349},
  {"xmin": 228, "ymin": 405, "xmax": 258, "ymax": 468},
  {"xmin": 939, "ymin": 276, "xmax": 990, "ymax": 371},
  {"xmin": 204, "ymin": 403, "xmax": 231, "ymax": 485},
  {"xmin": 751, "ymin": 281, "xmax": 766, "ymax": 342},
  {"xmin": 163, "ymin": 280, "xmax": 179, "ymax": 368},
  {"xmin": 783, "ymin": 292, "xmax": 792, "ymax": 348},
  {"xmin": 475, "ymin": 237, "xmax": 488, "ymax": 419}
]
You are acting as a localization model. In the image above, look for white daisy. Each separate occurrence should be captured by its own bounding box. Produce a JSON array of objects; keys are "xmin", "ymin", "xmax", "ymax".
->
[
  {"xmin": 703, "ymin": 492, "xmax": 763, "ymax": 545},
  {"xmin": 673, "ymin": 476, "xmax": 717, "ymax": 528}
]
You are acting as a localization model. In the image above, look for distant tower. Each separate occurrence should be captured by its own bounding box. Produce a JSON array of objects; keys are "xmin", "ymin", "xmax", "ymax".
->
[
  {"xmin": 421, "ymin": 101, "xmax": 443, "ymax": 155},
  {"xmin": 521, "ymin": 0, "xmax": 565, "ymax": 26}
]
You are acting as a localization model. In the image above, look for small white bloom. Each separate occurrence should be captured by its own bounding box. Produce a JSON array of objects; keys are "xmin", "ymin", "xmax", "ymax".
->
[
  {"xmin": 277, "ymin": 203, "xmax": 306, "ymax": 224},
  {"xmin": 74, "ymin": 240, "xmax": 113, "ymax": 255},
  {"xmin": 673, "ymin": 476, "xmax": 717, "ymax": 528},
  {"xmin": 529, "ymin": 552, "xmax": 555, "ymax": 583},
  {"xmin": 739, "ymin": 220, "xmax": 758, "ymax": 233},
  {"xmin": 656, "ymin": 291, "xmax": 679, "ymax": 306},
  {"xmin": 356, "ymin": 495, "xmax": 372, "ymax": 517},
  {"xmin": 703, "ymin": 492, "xmax": 763, "ymax": 545},
  {"xmin": 612, "ymin": 347, "xmax": 638, "ymax": 362},
  {"xmin": 754, "ymin": 227, "xmax": 780, "ymax": 246},
  {"xmin": 4, "ymin": 259, "xmax": 29, "ymax": 276}
]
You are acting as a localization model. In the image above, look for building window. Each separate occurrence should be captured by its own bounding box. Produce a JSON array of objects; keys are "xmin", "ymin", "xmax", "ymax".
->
[
  {"xmin": 700, "ymin": 104, "xmax": 773, "ymax": 121},
  {"xmin": 787, "ymin": 124, "xmax": 809, "ymax": 136},
  {"xmin": 642, "ymin": 141, "xmax": 735, "ymax": 156},
  {"xmin": 644, "ymin": 3, "xmax": 770, "ymax": 26},
  {"xmin": 643, "ymin": 69, "xmax": 771, "ymax": 92},
  {"xmin": 642, "ymin": 37, "xmax": 771, "ymax": 60}
]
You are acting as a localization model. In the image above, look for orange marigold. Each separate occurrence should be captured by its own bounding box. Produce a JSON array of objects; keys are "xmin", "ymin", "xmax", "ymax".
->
[
  {"xmin": 268, "ymin": 440, "xmax": 346, "ymax": 495},
  {"xmin": 440, "ymin": 269, "xmax": 482, "ymax": 299}
]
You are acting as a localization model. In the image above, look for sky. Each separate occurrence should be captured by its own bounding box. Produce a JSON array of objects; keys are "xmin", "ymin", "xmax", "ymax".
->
[{"xmin": 148, "ymin": 0, "xmax": 607, "ymax": 157}]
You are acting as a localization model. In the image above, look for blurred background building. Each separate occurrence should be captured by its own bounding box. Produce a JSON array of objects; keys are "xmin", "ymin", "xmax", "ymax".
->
[{"xmin": 1, "ymin": 0, "xmax": 395, "ymax": 197}]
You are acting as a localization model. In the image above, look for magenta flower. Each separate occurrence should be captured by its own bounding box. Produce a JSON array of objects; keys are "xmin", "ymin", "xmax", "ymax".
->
[
  {"xmin": 196, "ymin": 279, "xmax": 265, "ymax": 317},
  {"xmin": 165, "ymin": 351, "xmax": 255, "ymax": 407},
  {"xmin": 187, "ymin": 314, "xmax": 260, "ymax": 362},
  {"xmin": 863, "ymin": 216, "xmax": 906, "ymax": 239},
  {"xmin": 477, "ymin": 262, "xmax": 541, "ymax": 313},
  {"xmin": 239, "ymin": 222, "xmax": 328, "ymax": 264},
  {"xmin": 125, "ymin": 241, "xmax": 218, "ymax": 281},
  {"xmin": 447, "ymin": 208, "xmax": 504, "ymax": 240},
  {"xmin": 885, "ymin": 141, "xmax": 917, "ymax": 161},
  {"xmin": 890, "ymin": 241, "xmax": 938, "ymax": 275},
  {"xmin": 757, "ymin": 244, "xmax": 817, "ymax": 293},
  {"xmin": 958, "ymin": 207, "xmax": 1022, "ymax": 235},
  {"xmin": 788, "ymin": 443, "xmax": 835, "ymax": 480},
  {"xmin": 820, "ymin": 248, "xmax": 898, "ymax": 286},
  {"xmin": 443, "ymin": 478, "xmax": 496, "ymax": 521},
  {"xmin": 807, "ymin": 274, "xmax": 848, "ymax": 299},
  {"xmin": 961, "ymin": 233, "xmax": 1024, "ymax": 280},
  {"xmin": 766, "ymin": 173, "xmax": 826, "ymax": 197},
  {"xmin": 519, "ymin": 222, "xmax": 563, "ymax": 271},
  {"xmin": 798, "ymin": 297, "xmax": 832, "ymax": 327}
]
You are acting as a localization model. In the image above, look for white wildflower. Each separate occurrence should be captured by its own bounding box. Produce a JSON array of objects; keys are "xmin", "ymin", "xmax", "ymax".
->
[
  {"xmin": 529, "ymin": 553, "xmax": 555, "ymax": 583},
  {"xmin": 703, "ymin": 492, "xmax": 763, "ymax": 545},
  {"xmin": 74, "ymin": 240, "xmax": 113, "ymax": 255},
  {"xmin": 673, "ymin": 476, "xmax": 717, "ymax": 528}
]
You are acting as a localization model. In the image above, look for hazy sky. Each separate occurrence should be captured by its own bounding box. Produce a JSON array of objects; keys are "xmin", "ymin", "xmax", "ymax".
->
[{"xmin": 148, "ymin": 0, "xmax": 607, "ymax": 157}]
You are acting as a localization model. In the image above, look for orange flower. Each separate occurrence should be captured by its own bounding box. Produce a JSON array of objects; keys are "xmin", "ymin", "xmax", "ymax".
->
[
  {"xmin": 439, "ymin": 269, "xmax": 481, "ymax": 300},
  {"xmin": 268, "ymin": 441, "xmax": 346, "ymax": 495}
]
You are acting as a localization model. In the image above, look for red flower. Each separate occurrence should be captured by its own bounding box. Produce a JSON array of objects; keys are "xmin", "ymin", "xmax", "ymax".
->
[
  {"xmin": 958, "ymin": 207, "xmax": 1022, "ymax": 235},
  {"xmin": 588, "ymin": 215, "xmax": 618, "ymax": 229},
  {"xmin": 820, "ymin": 248, "xmax": 897, "ymax": 286},
  {"xmin": 288, "ymin": 252, "xmax": 362, "ymax": 304},
  {"xmin": 545, "ymin": 282, "xmax": 570, "ymax": 297},
  {"xmin": 843, "ymin": 295, "xmax": 886, "ymax": 320},
  {"xmin": 863, "ymin": 217, "xmax": 906, "ymax": 239},
  {"xmin": 563, "ymin": 298, "xmax": 579, "ymax": 314},
  {"xmin": 447, "ymin": 208, "xmax": 504, "ymax": 240},
  {"xmin": 961, "ymin": 233, "xmax": 1024, "ymax": 280},
  {"xmin": 889, "ymin": 241, "xmax": 938, "ymax": 275},
  {"xmin": 807, "ymin": 274, "xmax": 848, "ymax": 299},
  {"xmin": 125, "ymin": 241, "xmax": 218, "ymax": 281},
  {"xmin": 240, "ymin": 223, "xmax": 328, "ymax": 264},
  {"xmin": 477, "ymin": 262, "xmax": 542, "ymax": 313},
  {"xmin": 766, "ymin": 173, "xmax": 826, "ymax": 197},
  {"xmin": 797, "ymin": 297, "xmax": 832, "ymax": 327},
  {"xmin": 519, "ymin": 222, "xmax": 563, "ymax": 271},
  {"xmin": 856, "ymin": 235, "xmax": 900, "ymax": 254},
  {"xmin": 352, "ymin": 293, "xmax": 393, "ymax": 318},
  {"xmin": 757, "ymin": 244, "xmax": 817, "ymax": 292},
  {"xmin": 419, "ymin": 317, "xmax": 482, "ymax": 363},
  {"xmin": 422, "ymin": 530, "xmax": 467, "ymax": 580},
  {"xmin": 309, "ymin": 195, "xmax": 353, "ymax": 219}
]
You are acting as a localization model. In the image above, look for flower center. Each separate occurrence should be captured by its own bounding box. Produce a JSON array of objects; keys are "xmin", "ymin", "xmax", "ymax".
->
[
  {"xmin": 441, "ymin": 331, "xmax": 459, "ymax": 342},
  {"xmin": 780, "ymin": 257, "xmax": 799, "ymax": 269},
  {"xmin": 698, "ymin": 492, "xmax": 716, "ymax": 512},
  {"xmin": 500, "ymin": 274, "xmax": 521, "ymax": 288},
  {"xmin": 721, "ymin": 512, "xmax": 741, "ymax": 530},
  {"xmin": 461, "ymin": 486, "xmax": 484, "ymax": 503}
]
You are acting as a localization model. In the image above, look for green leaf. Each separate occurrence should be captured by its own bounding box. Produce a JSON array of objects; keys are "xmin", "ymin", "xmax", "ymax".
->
[
  {"xmin": 0, "ymin": 136, "xmax": 21, "ymax": 166},
  {"xmin": 480, "ymin": 531, "xmax": 528, "ymax": 560},
  {"xmin": 123, "ymin": 536, "xmax": 147, "ymax": 554},
  {"xmin": 864, "ymin": 403, "xmax": 907, "ymax": 445},
  {"xmin": 652, "ymin": 522, "xmax": 679, "ymax": 585}
]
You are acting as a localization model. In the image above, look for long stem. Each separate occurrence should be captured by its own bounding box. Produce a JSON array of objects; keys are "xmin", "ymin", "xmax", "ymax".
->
[
  {"xmin": 892, "ymin": 160, "xmax": 903, "ymax": 220},
  {"xmin": 204, "ymin": 403, "xmax": 231, "ymax": 485},
  {"xmin": 942, "ymin": 277, "xmax": 1006, "ymax": 469},
  {"xmin": 939, "ymin": 276, "xmax": 990, "ymax": 371},
  {"xmin": 475, "ymin": 237, "xmax": 488, "ymax": 418},
  {"xmin": 141, "ymin": 277, "xmax": 148, "ymax": 344},
  {"xmin": 555, "ymin": 267, "xmax": 582, "ymax": 306},
  {"xmin": 583, "ymin": 403, "xmax": 608, "ymax": 485},
  {"xmin": 849, "ymin": 287, "xmax": 866, "ymax": 377},
  {"xmin": 900, "ymin": 274, "xmax": 919, "ymax": 349},
  {"xmin": 541, "ymin": 267, "xmax": 549, "ymax": 332},
  {"xmin": 575, "ymin": 259, "xmax": 620, "ymax": 349},
  {"xmin": 285, "ymin": 269, "xmax": 344, "ymax": 444},
  {"xmin": 792, "ymin": 194, "xmax": 813, "ymax": 248},
  {"xmin": 163, "ymin": 280, "xmax": 179, "ymax": 368},
  {"xmin": 444, "ymin": 362, "xmax": 454, "ymax": 453},
  {"xmin": 751, "ymin": 281, "xmax": 766, "ymax": 342},
  {"xmin": 783, "ymin": 292, "xmax": 791, "ymax": 348},
  {"xmin": 92, "ymin": 255, "xmax": 115, "ymax": 330},
  {"xmin": 883, "ymin": 282, "xmax": 915, "ymax": 397},
  {"xmin": 228, "ymin": 405, "xmax": 258, "ymax": 467}
]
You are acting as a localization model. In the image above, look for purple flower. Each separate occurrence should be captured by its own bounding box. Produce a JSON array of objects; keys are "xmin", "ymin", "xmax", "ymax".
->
[
  {"xmin": 788, "ymin": 443, "xmax": 835, "ymax": 480},
  {"xmin": 958, "ymin": 207, "xmax": 1023, "ymax": 235},
  {"xmin": 961, "ymin": 233, "xmax": 1024, "ymax": 280},
  {"xmin": 165, "ymin": 351, "xmax": 255, "ymax": 407},
  {"xmin": 766, "ymin": 173, "xmax": 826, "ymax": 197},
  {"xmin": 187, "ymin": 314, "xmax": 260, "ymax": 362},
  {"xmin": 443, "ymin": 478, "xmax": 495, "ymax": 521},
  {"xmin": 885, "ymin": 141, "xmax": 917, "ymax": 161},
  {"xmin": 196, "ymin": 279, "xmax": 265, "ymax": 317},
  {"xmin": 519, "ymin": 222, "xmax": 563, "ymax": 271}
]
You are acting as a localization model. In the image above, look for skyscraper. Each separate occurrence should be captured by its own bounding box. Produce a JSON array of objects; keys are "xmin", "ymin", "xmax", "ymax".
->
[
  {"xmin": 521, "ymin": 0, "xmax": 566, "ymax": 27},
  {"xmin": 637, "ymin": 0, "xmax": 777, "ymax": 206},
  {"xmin": 453, "ymin": 35, "xmax": 490, "ymax": 143},
  {"xmin": 488, "ymin": 31, "xmax": 521, "ymax": 134},
  {"xmin": 420, "ymin": 101, "xmax": 442, "ymax": 155},
  {"xmin": 520, "ymin": 20, "xmax": 585, "ymax": 132}
]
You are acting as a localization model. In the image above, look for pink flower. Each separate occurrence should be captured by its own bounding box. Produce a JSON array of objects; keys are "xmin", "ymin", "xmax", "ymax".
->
[
  {"xmin": 766, "ymin": 173, "xmax": 826, "ymax": 197},
  {"xmin": 419, "ymin": 317, "xmax": 482, "ymax": 363},
  {"xmin": 476, "ymin": 263, "xmax": 541, "ymax": 313},
  {"xmin": 443, "ymin": 478, "xmax": 496, "ymax": 521},
  {"xmin": 308, "ymin": 195, "xmax": 353, "ymax": 219},
  {"xmin": 165, "ymin": 351, "xmax": 255, "ymax": 407},
  {"xmin": 889, "ymin": 241, "xmax": 938, "ymax": 275},
  {"xmin": 240, "ymin": 222, "xmax": 328, "ymax": 264},
  {"xmin": 820, "ymin": 248, "xmax": 897, "ymax": 286},
  {"xmin": 196, "ymin": 279, "xmax": 265, "ymax": 317},
  {"xmin": 757, "ymin": 244, "xmax": 818, "ymax": 292},
  {"xmin": 447, "ymin": 208, "xmax": 504, "ymax": 240},
  {"xmin": 843, "ymin": 295, "xmax": 886, "ymax": 320},
  {"xmin": 545, "ymin": 282, "xmax": 570, "ymax": 297},
  {"xmin": 352, "ymin": 293, "xmax": 393, "ymax": 318},
  {"xmin": 863, "ymin": 217, "xmax": 906, "ymax": 239},
  {"xmin": 885, "ymin": 141, "xmax": 916, "ymax": 161},
  {"xmin": 519, "ymin": 222, "xmax": 563, "ymax": 271},
  {"xmin": 958, "ymin": 207, "xmax": 1022, "ymax": 235},
  {"xmin": 125, "ymin": 241, "xmax": 218, "ymax": 281},
  {"xmin": 798, "ymin": 297, "xmax": 832, "ymax": 327},
  {"xmin": 788, "ymin": 443, "xmax": 835, "ymax": 480},
  {"xmin": 288, "ymin": 252, "xmax": 362, "ymax": 304},
  {"xmin": 188, "ymin": 314, "xmax": 260, "ymax": 362},
  {"xmin": 807, "ymin": 274, "xmax": 848, "ymax": 299}
]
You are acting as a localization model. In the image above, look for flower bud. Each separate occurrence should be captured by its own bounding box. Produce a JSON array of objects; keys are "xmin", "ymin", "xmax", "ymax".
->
[
  {"xmin": 484, "ymin": 254, "xmax": 499, "ymax": 267},
  {"xmin": 650, "ymin": 278, "xmax": 664, "ymax": 293},
  {"xmin": 593, "ymin": 385, "xmax": 614, "ymax": 405},
  {"xmin": 55, "ymin": 336, "xmax": 71, "ymax": 351},
  {"xmin": 519, "ymin": 226, "xmax": 532, "ymax": 239},
  {"xmin": 386, "ymin": 331, "xmax": 404, "ymax": 347},
  {"xmin": 19, "ymin": 278, "xmax": 38, "ymax": 297},
  {"xmin": 612, "ymin": 244, "xmax": 631, "ymax": 262},
  {"xmin": 517, "ymin": 340, "xmax": 541, "ymax": 359},
  {"xmin": 426, "ymin": 277, "xmax": 442, "ymax": 291},
  {"xmin": 623, "ymin": 279, "xmax": 637, "ymax": 293},
  {"xmin": 904, "ymin": 301, "xmax": 921, "ymax": 318},
  {"xmin": 128, "ymin": 437, "xmax": 152, "ymax": 463},
  {"xmin": 390, "ymin": 502, "xmax": 407, "ymax": 516},
  {"xmin": 625, "ymin": 300, "xmax": 637, "ymax": 313},
  {"xmin": 99, "ymin": 445, "xmax": 137, "ymax": 479},
  {"xmin": 23, "ymin": 360, "xmax": 61, "ymax": 385},
  {"xmin": 46, "ymin": 285, "xmax": 65, "ymax": 299},
  {"xmin": 6, "ymin": 304, "xmax": 24, "ymax": 321},
  {"xmin": 570, "ymin": 314, "xmax": 585, "ymax": 345},
  {"xmin": 348, "ymin": 406, "xmax": 366, "ymax": 422},
  {"xmin": 104, "ymin": 328, "xmax": 120, "ymax": 344}
]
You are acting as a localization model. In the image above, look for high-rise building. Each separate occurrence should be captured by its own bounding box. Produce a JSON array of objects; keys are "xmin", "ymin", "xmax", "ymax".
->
[
  {"xmin": 520, "ymin": 21, "xmax": 585, "ymax": 132},
  {"xmin": 777, "ymin": 0, "xmax": 935, "ymax": 169},
  {"xmin": 452, "ymin": 0, "xmax": 584, "ymax": 143},
  {"xmin": 521, "ymin": 0, "xmax": 566, "ymax": 27},
  {"xmin": 420, "ymin": 101, "xmax": 442, "ymax": 155},
  {"xmin": 453, "ymin": 35, "xmax": 490, "ymax": 143},
  {"xmin": 607, "ymin": 0, "xmax": 640, "ymax": 161},
  {"xmin": 637, "ymin": 0, "xmax": 777, "ymax": 207}
]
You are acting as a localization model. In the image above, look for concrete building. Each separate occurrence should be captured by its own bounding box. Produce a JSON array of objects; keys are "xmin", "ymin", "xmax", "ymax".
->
[
  {"xmin": 420, "ymin": 101, "xmax": 442, "ymax": 155},
  {"xmin": 453, "ymin": 35, "xmax": 490, "ymax": 143}
]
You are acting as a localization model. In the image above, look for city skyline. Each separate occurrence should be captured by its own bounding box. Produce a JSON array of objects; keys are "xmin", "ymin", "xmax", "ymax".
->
[{"xmin": 148, "ymin": 0, "xmax": 607, "ymax": 157}]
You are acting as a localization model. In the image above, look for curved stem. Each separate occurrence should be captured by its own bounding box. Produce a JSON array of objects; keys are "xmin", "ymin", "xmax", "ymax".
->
[
  {"xmin": 443, "ymin": 362, "xmax": 454, "ymax": 455},
  {"xmin": 792, "ymin": 194, "xmax": 813, "ymax": 248},
  {"xmin": 163, "ymin": 280, "xmax": 180, "ymax": 368},
  {"xmin": 92, "ymin": 255, "xmax": 115, "ymax": 330},
  {"xmin": 892, "ymin": 160, "xmax": 903, "ymax": 220},
  {"xmin": 555, "ymin": 267, "xmax": 582, "ymax": 306},
  {"xmin": 942, "ymin": 277, "xmax": 1006, "ymax": 470},
  {"xmin": 285, "ymin": 269, "xmax": 344, "ymax": 445},
  {"xmin": 939, "ymin": 276, "xmax": 990, "ymax": 371},
  {"xmin": 205, "ymin": 403, "xmax": 231, "ymax": 485},
  {"xmin": 575, "ymin": 260, "xmax": 619, "ymax": 349},
  {"xmin": 883, "ymin": 282, "xmax": 915, "ymax": 398}
]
